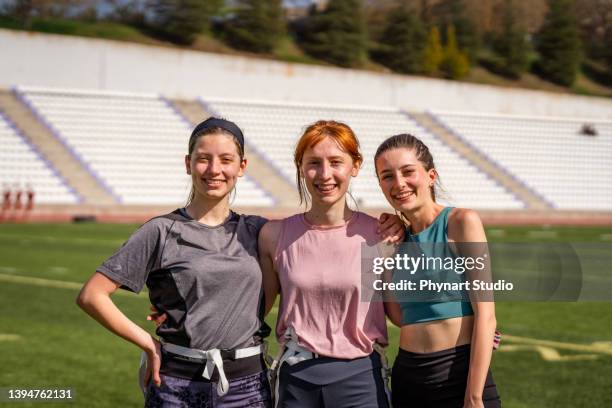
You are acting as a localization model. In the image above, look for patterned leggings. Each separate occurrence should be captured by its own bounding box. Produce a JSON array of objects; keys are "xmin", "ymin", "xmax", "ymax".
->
[{"xmin": 145, "ymin": 370, "xmax": 271, "ymax": 408}]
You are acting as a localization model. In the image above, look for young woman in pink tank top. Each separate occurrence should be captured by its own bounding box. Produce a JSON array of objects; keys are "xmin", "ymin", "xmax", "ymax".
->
[{"xmin": 259, "ymin": 121, "xmax": 400, "ymax": 408}]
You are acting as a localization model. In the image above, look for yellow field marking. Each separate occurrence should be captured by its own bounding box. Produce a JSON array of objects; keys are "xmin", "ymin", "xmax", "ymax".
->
[
  {"xmin": 498, "ymin": 345, "xmax": 600, "ymax": 361},
  {"xmin": 0, "ymin": 334, "xmax": 21, "ymax": 342},
  {"xmin": 0, "ymin": 273, "xmax": 147, "ymax": 298},
  {"xmin": 502, "ymin": 334, "xmax": 612, "ymax": 356}
]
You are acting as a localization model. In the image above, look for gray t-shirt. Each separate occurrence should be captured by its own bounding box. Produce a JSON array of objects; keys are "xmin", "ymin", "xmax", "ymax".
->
[{"xmin": 97, "ymin": 209, "xmax": 268, "ymax": 350}]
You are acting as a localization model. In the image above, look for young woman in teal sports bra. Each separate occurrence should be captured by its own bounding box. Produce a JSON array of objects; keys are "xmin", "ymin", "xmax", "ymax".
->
[{"xmin": 374, "ymin": 134, "xmax": 501, "ymax": 408}]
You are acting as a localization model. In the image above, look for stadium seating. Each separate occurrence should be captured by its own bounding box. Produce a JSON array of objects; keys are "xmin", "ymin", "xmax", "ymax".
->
[
  {"xmin": 17, "ymin": 87, "xmax": 274, "ymax": 206},
  {"xmin": 0, "ymin": 113, "xmax": 78, "ymax": 204},
  {"xmin": 11, "ymin": 87, "xmax": 609, "ymax": 211},
  {"xmin": 431, "ymin": 111, "xmax": 612, "ymax": 210},
  {"xmin": 203, "ymin": 98, "xmax": 525, "ymax": 209}
]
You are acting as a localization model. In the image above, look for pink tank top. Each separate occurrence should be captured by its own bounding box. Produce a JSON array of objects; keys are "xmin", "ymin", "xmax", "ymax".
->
[{"xmin": 274, "ymin": 212, "xmax": 388, "ymax": 359}]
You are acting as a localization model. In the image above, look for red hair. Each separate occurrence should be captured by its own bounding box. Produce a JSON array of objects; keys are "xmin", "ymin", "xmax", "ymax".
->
[{"xmin": 294, "ymin": 120, "xmax": 363, "ymax": 205}]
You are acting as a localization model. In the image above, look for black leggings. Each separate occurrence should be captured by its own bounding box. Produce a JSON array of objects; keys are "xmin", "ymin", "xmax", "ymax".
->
[{"xmin": 391, "ymin": 344, "xmax": 501, "ymax": 408}]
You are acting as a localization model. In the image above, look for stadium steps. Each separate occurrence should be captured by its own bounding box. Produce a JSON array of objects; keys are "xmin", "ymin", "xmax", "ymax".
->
[
  {"xmin": 0, "ymin": 89, "xmax": 116, "ymax": 205},
  {"xmin": 168, "ymin": 98, "xmax": 300, "ymax": 208},
  {"xmin": 409, "ymin": 111, "xmax": 551, "ymax": 210}
]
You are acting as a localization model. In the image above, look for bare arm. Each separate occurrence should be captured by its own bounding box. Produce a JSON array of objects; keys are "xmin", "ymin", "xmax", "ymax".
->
[
  {"xmin": 76, "ymin": 272, "xmax": 162, "ymax": 386},
  {"xmin": 258, "ymin": 220, "xmax": 282, "ymax": 315},
  {"xmin": 450, "ymin": 209, "xmax": 496, "ymax": 408}
]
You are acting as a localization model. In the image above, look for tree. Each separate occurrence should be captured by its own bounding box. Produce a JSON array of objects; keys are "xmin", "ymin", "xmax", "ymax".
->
[
  {"xmin": 12, "ymin": 0, "xmax": 34, "ymax": 29},
  {"xmin": 493, "ymin": 0, "xmax": 529, "ymax": 78},
  {"xmin": 373, "ymin": 4, "xmax": 426, "ymax": 74},
  {"xmin": 606, "ymin": 29, "xmax": 612, "ymax": 71},
  {"xmin": 298, "ymin": 0, "xmax": 367, "ymax": 68},
  {"xmin": 150, "ymin": 0, "xmax": 211, "ymax": 45},
  {"xmin": 427, "ymin": 0, "xmax": 478, "ymax": 62},
  {"xmin": 422, "ymin": 25, "xmax": 444, "ymax": 74},
  {"xmin": 440, "ymin": 25, "xmax": 470, "ymax": 79},
  {"xmin": 3, "ymin": 0, "xmax": 76, "ymax": 29},
  {"xmin": 201, "ymin": 0, "xmax": 225, "ymax": 33},
  {"xmin": 107, "ymin": 0, "xmax": 148, "ymax": 27},
  {"xmin": 448, "ymin": 0, "xmax": 478, "ymax": 62},
  {"xmin": 224, "ymin": 0, "xmax": 284, "ymax": 54},
  {"xmin": 535, "ymin": 0, "xmax": 582, "ymax": 86},
  {"xmin": 574, "ymin": 0, "xmax": 612, "ymax": 63}
]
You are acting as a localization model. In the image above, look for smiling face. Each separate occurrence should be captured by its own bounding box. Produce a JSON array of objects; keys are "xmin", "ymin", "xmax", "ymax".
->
[
  {"xmin": 300, "ymin": 136, "xmax": 360, "ymax": 207},
  {"xmin": 185, "ymin": 132, "xmax": 246, "ymax": 202},
  {"xmin": 375, "ymin": 147, "xmax": 437, "ymax": 213}
]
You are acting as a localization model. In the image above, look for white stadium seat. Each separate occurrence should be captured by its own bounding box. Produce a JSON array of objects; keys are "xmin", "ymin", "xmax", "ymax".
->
[
  {"xmin": 204, "ymin": 98, "xmax": 524, "ymax": 210},
  {"xmin": 17, "ymin": 87, "xmax": 274, "ymax": 206},
  {"xmin": 432, "ymin": 110, "xmax": 612, "ymax": 210},
  {"xmin": 0, "ymin": 114, "xmax": 78, "ymax": 204},
  {"xmin": 12, "ymin": 87, "xmax": 608, "ymax": 211}
]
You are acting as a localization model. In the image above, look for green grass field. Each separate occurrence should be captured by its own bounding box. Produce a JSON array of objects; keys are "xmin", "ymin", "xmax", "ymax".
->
[{"xmin": 1, "ymin": 223, "xmax": 611, "ymax": 407}]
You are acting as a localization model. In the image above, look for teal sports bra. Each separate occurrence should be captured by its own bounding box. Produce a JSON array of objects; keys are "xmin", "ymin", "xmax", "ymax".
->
[{"xmin": 396, "ymin": 207, "xmax": 474, "ymax": 325}]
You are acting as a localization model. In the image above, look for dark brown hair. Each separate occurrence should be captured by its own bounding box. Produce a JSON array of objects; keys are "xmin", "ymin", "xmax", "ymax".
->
[
  {"xmin": 186, "ymin": 126, "xmax": 244, "ymax": 205},
  {"xmin": 374, "ymin": 133, "xmax": 439, "ymax": 201}
]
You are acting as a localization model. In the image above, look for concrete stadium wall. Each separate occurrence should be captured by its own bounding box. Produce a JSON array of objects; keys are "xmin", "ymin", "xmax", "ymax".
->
[{"xmin": 1, "ymin": 29, "xmax": 611, "ymax": 118}]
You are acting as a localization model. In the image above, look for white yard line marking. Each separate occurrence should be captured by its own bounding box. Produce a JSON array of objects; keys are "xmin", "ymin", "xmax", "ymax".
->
[
  {"xmin": 0, "ymin": 273, "xmax": 146, "ymax": 298},
  {"xmin": 48, "ymin": 266, "xmax": 69, "ymax": 274},
  {"xmin": 0, "ymin": 334, "xmax": 22, "ymax": 342},
  {"xmin": 527, "ymin": 230, "xmax": 559, "ymax": 239}
]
